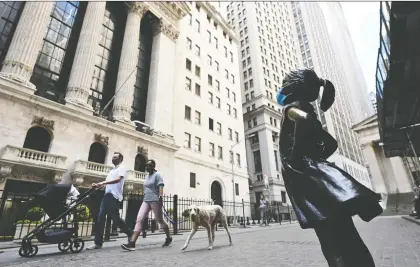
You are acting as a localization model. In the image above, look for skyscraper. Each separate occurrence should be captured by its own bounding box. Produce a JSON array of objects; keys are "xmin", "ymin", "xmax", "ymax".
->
[
  {"xmin": 292, "ymin": 2, "xmax": 372, "ymax": 188},
  {"xmin": 320, "ymin": 2, "xmax": 375, "ymax": 121},
  {"xmin": 224, "ymin": 2, "xmax": 302, "ymax": 204}
]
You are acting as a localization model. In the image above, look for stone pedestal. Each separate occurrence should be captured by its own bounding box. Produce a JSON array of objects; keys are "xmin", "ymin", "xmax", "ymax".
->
[
  {"xmin": 145, "ymin": 19, "xmax": 179, "ymax": 135},
  {"xmin": 65, "ymin": 2, "xmax": 107, "ymax": 112},
  {"xmin": 0, "ymin": 2, "xmax": 54, "ymax": 90}
]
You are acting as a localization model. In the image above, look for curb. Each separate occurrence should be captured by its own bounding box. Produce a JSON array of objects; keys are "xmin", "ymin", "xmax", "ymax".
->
[
  {"xmin": 402, "ymin": 215, "xmax": 420, "ymax": 226},
  {"xmin": 0, "ymin": 223, "xmax": 298, "ymax": 250}
]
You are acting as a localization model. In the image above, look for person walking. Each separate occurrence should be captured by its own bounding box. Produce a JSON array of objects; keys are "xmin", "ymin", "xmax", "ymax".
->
[
  {"xmin": 259, "ymin": 195, "xmax": 268, "ymax": 226},
  {"xmin": 87, "ymin": 152, "xmax": 133, "ymax": 250},
  {"xmin": 277, "ymin": 68, "xmax": 383, "ymax": 267},
  {"xmin": 121, "ymin": 159, "xmax": 172, "ymax": 251}
]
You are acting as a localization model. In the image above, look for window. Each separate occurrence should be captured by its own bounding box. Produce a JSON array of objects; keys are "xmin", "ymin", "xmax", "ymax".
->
[
  {"xmin": 186, "ymin": 37, "xmax": 192, "ymax": 49},
  {"xmin": 194, "ymin": 19, "xmax": 200, "ymax": 32},
  {"xmin": 228, "ymin": 128, "xmax": 233, "ymax": 140},
  {"xmin": 251, "ymin": 91, "xmax": 255, "ymax": 98},
  {"xmin": 217, "ymin": 122, "xmax": 222, "ymax": 135},
  {"xmin": 253, "ymin": 150, "xmax": 262, "ymax": 172},
  {"xmin": 32, "ymin": 1, "xmax": 82, "ymax": 102},
  {"xmin": 216, "ymin": 97, "xmax": 221, "ymax": 108},
  {"xmin": 207, "ymin": 55, "xmax": 212, "ymax": 66},
  {"xmin": 214, "ymin": 37, "xmax": 218, "ymax": 48},
  {"xmin": 195, "ymin": 83, "xmax": 201, "ymax": 96},
  {"xmin": 230, "ymin": 52, "xmax": 233, "ymax": 62},
  {"xmin": 235, "ymin": 183, "xmax": 239, "ymax": 196},
  {"xmin": 184, "ymin": 105, "xmax": 191, "ymax": 120},
  {"xmin": 227, "ymin": 104, "xmax": 231, "ymax": 115},
  {"xmin": 215, "ymin": 61, "xmax": 219, "ymax": 71},
  {"xmin": 195, "ymin": 65, "xmax": 201, "ymax": 77},
  {"xmin": 250, "ymin": 79, "xmax": 254, "ymax": 87},
  {"xmin": 208, "ymin": 91, "xmax": 213, "ymax": 104},
  {"xmin": 188, "ymin": 14, "xmax": 192, "ymax": 25},
  {"xmin": 236, "ymin": 153, "xmax": 241, "ymax": 166},
  {"xmin": 226, "ymin": 88, "xmax": 230, "ymax": 98},
  {"xmin": 184, "ymin": 133, "xmax": 191, "ymax": 148},
  {"xmin": 185, "ymin": 77, "xmax": 192, "ymax": 90},
  {"xmin": 209, "ymin": 118, "xmax": 214, "ymax": 131},
  {"xmin": 195, "ymin": 45, "xmax": 200, "ymax": 56},
  {"xmin": 195, "ymin": 137, "xmax": 201, "ymax": 152},
  {"xmin": 190, "ymin": 172, "xmax": 196, "ymax": 188},
  {"xmin": 232, "ymin": 92, "xmax": 236, "ymax": 102},
  {"xmin": 231, "ymin": 74, "xmax": 235, "ymax": 83},
  {"xmin": 225, "ymin": 69, "xmax": 229, "ymax": 79},
  {"xmin": 224, "ymin": 46, "xmax": 227, "ymax": 57},
  {"xmin": 233, "ymin": 108, "xmax": 237, "ymax": 118},
  {"xmin": 207, "ymin": 30, "xmax": 211, "ymax": 43},
  {"xmin": 195, "ymin": 110, "xmax": 201, "ymax": 124},
  {"xmin": 274, "ymin": 150, "xmax": 279, "ymax": 171},
  {"xmin": 215, "ymin": 80, "xmax": 220, "ymax": 91},
  {"xmin": 208, "ymin": 74, "xmax": 213, "ymax": 86},
  {"xmin": 281, "ymin": 191, "xmax": 287, "ymax": 203},
  {"xmin": 253, "ymin": 117, "xmax": 257, "ymax": 126},
  {"xmin": 235, "ymin": 131, "xmax": 239, "ymax": 142},
  {"xmin": 218, "ymin": 146, "xmax": 223, "ymax": 159},
  {"xmin": 209, "ymin": 142, "xmax": 215, "ymax": 157},
  {"xmin": 186, "ymin": 58, "xmax": 192, "ymax": 70},
  {"xmin": 229, "ymin": 150, "xmax": 234, "ymax": 163},
  {"xmin": 251, "ymin": 134, "xmax": 259, "ymax": 144}
]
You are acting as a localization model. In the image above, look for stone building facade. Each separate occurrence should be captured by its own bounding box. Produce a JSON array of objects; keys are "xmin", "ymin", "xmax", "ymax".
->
[{"xmin": 0, "ymin": 1, "xmax": 250, "ymax": 207}]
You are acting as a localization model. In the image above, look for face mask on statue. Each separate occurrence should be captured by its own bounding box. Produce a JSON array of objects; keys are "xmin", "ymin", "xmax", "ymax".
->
[{"xmin": 276, "ymin": 88, "xmax": 287, "ymax": 106}]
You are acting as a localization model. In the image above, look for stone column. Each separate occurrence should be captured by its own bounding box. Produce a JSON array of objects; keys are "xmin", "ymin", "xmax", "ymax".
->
[
  {"xmin": 65, "ymin": 2, "xmax": 106, "ymax": 113},
  {"xmin": 145, "ymin": 19, "xmax": 179, "ymax": 135},
  {"xmin": 112, "ymin": 3, "xmax": 148, "ymax": 123},
  {"xmin": 0, "ymin": 2, "xmax": 54, "ymax": 90}
]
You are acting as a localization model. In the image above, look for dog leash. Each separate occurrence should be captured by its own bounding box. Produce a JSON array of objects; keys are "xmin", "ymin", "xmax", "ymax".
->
[{"xmin": 162, "ymin": 206, "xmax": 189, "ymax": 225}]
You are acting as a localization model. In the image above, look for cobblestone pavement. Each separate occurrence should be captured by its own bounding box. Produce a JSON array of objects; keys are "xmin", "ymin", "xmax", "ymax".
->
[{"xmin": 1, "ymin": 217, "xmax": 420, "ymax": 267}]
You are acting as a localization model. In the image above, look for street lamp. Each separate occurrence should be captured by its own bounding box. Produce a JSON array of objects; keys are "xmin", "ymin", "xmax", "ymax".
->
[{"xmin": 231, "ymin": 133, "xmax": 256, "ymax": 226}]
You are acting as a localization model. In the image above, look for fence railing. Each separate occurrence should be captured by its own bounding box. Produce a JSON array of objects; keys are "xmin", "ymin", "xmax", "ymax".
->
[{"xmin": 0, "ymin": 190, "xmax": 296, "ymax": 241}]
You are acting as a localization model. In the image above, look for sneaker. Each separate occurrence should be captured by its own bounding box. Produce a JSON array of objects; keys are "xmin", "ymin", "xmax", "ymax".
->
[
  {"xmin": 121, "ymin": 242, "xmax": 136, "ymax": 251},
  {"xmin": 162, "ymin": 237, "xmax": 173, "ymax": 247},
  {"xmin": 86, "ymin": 244, "xmax": 102, "ymax": 250}
]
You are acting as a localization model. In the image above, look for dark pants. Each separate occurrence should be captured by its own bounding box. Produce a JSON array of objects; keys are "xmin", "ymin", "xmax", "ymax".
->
[
  {"xmin": 314, "ymin": 216, "xmax": 375, "ymax": 267},
  {"xmin": 94, "ymin": 193, "xmax": 132, "ymax": 246}
]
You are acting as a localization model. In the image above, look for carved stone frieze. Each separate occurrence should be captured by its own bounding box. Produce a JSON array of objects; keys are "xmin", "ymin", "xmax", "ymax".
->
[
  {"xmin": 129, "ymin": 2, "xmax": 149, "ymax": 17},
  {"xmin": 73, "ymin": 175, "xmax": 84, "ymax": 186},
  {"xmin": 0, "ymin": 72, "xmax": 36, "ymax": 89},
  {"xmin": 0, "ymin": 165, "xmax": 12, "ymax": 183},
  {"xmin": 152, "ymin": 19, "xmax": 180, "ymax": 42},
  {"xmin": 152, "ymin": 2, "xmax": 188, "ymax": 24},
  {"xmin": 32, "ymin": 116, "xmax": 55, "ymax": 131},
  {"xmin": 124, "ymin": 182, "xmax": 134, "ymax": 192},
  {"xmin": 94, "ymin": 133, "xmax": 109, "ymax": 145},
  {"xmin": 137, "ymin": 145, "xmax": 148, "ymax": 156},
  {"xmin": 2, "ymin": 60, "xmax": 32, "ymax": 75}
]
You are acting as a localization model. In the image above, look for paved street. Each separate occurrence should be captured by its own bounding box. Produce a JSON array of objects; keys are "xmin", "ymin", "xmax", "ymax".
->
[{"xmin": 1, "ymin": 217, "xmax": 420, "ymax": 267}]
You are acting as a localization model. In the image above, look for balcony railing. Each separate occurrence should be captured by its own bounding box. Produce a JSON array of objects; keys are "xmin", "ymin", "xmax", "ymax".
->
[
  {"xmin": 72, "ymin": 160, "xmax": 113, "ymax": 179},
  {"xmin": 72, "ymin": 160, "xmax": 146, "ymax": 184},
  {"xmin": 0, "ymin": 145, "xmax": 67, "ymax": 170}
]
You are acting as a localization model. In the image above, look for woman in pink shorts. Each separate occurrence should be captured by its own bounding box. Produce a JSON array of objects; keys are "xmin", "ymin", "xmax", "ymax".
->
[{"xmin": 121, "ymin": 159, "xmax": 172, "ymax": 251}]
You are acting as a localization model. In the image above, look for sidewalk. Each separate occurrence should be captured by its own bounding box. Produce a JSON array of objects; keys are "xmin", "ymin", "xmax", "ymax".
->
[{"xmin": 0, "ymin": 221, "xmax": 298, "ymax": 251}]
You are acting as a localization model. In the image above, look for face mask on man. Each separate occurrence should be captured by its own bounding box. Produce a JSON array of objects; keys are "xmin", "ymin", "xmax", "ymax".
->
[{"xmin": 112, "ymin": 158, "xmax": 120, "ymax": 165}]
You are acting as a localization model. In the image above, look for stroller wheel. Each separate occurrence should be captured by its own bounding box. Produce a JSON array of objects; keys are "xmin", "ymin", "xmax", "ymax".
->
[
  {"xmin": 19, "ymin": 245, "xmax": 38, "ymax": 258},
  {"xmin": 70, "ymin": 238, "xmax": 84, "ymax": 253},
  {"xmin": 58, "ymin": 239, "xmax": 73, "ymax": 252}
]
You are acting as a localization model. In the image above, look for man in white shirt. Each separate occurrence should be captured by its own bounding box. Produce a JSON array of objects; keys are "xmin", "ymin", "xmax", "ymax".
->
[{"xmin": 87, "ymin": 152, "xmax": 133, "ymax": 250}]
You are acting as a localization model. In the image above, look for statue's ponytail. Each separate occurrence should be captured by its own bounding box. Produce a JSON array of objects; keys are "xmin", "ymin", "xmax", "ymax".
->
[{"xmin": 320, "ymin": 79, "xmax": 335, "ymax": 112}]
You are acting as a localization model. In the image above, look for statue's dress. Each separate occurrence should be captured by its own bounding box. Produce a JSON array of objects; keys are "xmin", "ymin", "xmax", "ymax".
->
[{"xmin": 280, "ymin": 103, "xmax": 383, "ymax": 229}]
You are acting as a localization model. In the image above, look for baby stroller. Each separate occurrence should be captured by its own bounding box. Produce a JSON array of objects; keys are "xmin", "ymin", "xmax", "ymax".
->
[{"xmin": 18, "ymin": 184, "xmax": 98, "ymax": 257}]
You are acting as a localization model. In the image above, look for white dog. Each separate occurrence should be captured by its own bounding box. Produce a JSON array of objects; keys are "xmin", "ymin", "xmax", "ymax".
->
[{"xmin": 181, "ymin": 204, "xmax": 233, "ymax": 250}]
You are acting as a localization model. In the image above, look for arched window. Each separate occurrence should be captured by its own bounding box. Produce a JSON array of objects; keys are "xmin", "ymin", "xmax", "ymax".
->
[
  {"xmin": 88, "ymin": 142, "xmax": 107, "ymax": 164},
  {"xmin": 131, "ymin": 13, "xmax": 154, "ymax": 122},
  {"xmin": 0, "ymin": 1, "xmax": 24, "ymax": 65},
  {"xmin": 211, "ymin": 181, "xmax": 223, "ymax": 207},
  {"xmin": 31, "ymin": 1, "xmax": 86, "ymax": 103},
  {"xmin": 23, "ymin": 126, "xmax": 52, "ymax": 153},
  {"xmin": 134, "ymin": 154, "xmax": 147, "ymax": 172},
  {"xmin": 88, "ymin": 2, "xmax": 125, "ymax": 114}
]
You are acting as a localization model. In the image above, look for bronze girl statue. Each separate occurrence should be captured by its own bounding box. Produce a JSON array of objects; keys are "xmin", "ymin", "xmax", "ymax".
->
[{"xmin": 277, "ymin": 68, "xmax": 383, "ymax": 267}]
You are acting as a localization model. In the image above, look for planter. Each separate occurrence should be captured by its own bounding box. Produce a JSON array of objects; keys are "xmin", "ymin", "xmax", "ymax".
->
[
  {"xmin": 77, "ymin": 222, "xmax": 93, "ymax": 237},
  {"xmin": 14, "ymin": 223, "xmax": 41, "ymax": 240}
]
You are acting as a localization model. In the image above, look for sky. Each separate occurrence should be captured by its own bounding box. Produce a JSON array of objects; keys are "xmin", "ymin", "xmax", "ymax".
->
[{"xmin": 339, "ymin": 2, "xmax": 380, "ymax": 93}]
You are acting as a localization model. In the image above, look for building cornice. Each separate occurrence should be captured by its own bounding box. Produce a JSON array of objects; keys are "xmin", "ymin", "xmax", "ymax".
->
[
  {"xmin": 243, "ymin": 104, "xmax": 283, "ymax": 120},
  {"xmin": 0, "ymin": 78, "xmax": 180, "ymax": 152},
  {"xmin": 196, "ymin": 2, "xmax": 239, "ymax": 44}
]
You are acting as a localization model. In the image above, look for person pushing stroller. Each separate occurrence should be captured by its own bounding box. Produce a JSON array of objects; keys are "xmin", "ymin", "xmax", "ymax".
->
[{"xmin": 87, "ymin": 152, "xmax": 133, "ymax": 250}]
